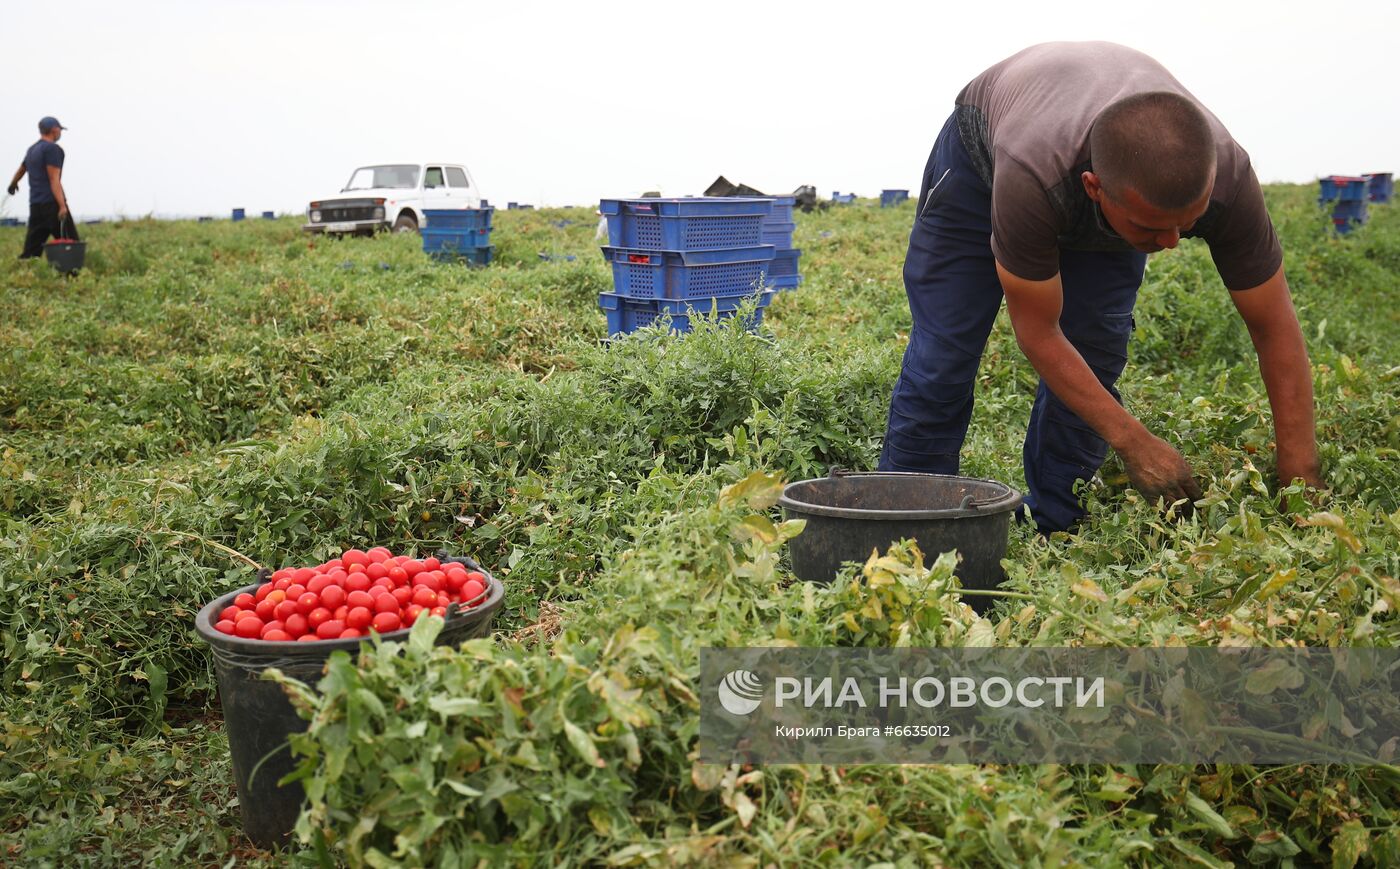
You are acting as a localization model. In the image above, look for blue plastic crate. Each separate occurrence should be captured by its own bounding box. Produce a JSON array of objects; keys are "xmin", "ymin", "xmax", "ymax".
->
[
  {"xmin": 232, "ymin": 208, "xmax": 246, "ymax": 221},
  {"xmin": 422, "ymin": 227, "xmax": 492, "ymax": 253},
  {"xmin": 1319, "ymin": 176, "xmax": 1368, "ymax": 203},
  {"xmin": 1333, "ymin": 216, "xmax": 1365, "ymax": 235},
  {"xmin": 600, "ymin": 197, "xmax": 773, "ymax": 250},
  {"xmin": 832, "ymin": 192, "xmax": 857, "ymax": 204},
  {"xmin": 760, "ymin": 195, "xmax": 795, "ymax": 224},
  {"xmin": 430, "ymin": 244, "xmax": 494, "ymax": 265},
  {"xmin": 423, "ymin": 207, "xmax": 494, "ymax": 230},
  {"xmin": 1366, "ymin": 173, "xmax": 1393, "ymax": 203},
  {"xmin": 764, "ymin": 248, "xmax": 801, "ymax": 278},
  {"xmin": 261, "ymin": 211, "xmax": 276, "ymax": 220},
  {"xmin": 1332, "ymin": 199, "xmax": 1369, "ymax": 221},
  {"xmin": 598, "ymin": 290, "xmax": 774, "ymax": 336},
  {"xmin": 880, "ymin": 189, "xmax": 910, "ymax": 208},
  {"xmin": 761, "ymin": 221, "xmax": 796, "ymax": 247},
  {"xmin": 600, "ymin": 245, "xmax": 775, "ymax": 300}
]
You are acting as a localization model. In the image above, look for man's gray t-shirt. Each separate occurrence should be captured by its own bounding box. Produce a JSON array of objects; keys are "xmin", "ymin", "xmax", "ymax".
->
[{"xmin": 955, "ymin": 41, "xmax": 1283, "ymax": 291}]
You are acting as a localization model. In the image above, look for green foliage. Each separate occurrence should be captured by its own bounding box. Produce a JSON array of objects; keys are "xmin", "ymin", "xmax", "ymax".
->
[{"xmin": 1, "ymin": 192, "xmax": 1398, "ymax": 865}]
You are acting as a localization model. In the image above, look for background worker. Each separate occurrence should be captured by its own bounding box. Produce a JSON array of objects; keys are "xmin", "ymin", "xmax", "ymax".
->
[
  {"xmin": 878, "ymin": 42, "xmax": 1323, "ymax": 533},
  {"xmin": 8, "ymin": 116, "xmax": 76, "ymax": 259}
]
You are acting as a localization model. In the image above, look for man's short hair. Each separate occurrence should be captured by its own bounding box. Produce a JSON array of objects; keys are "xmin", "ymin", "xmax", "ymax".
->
[{"xmin": 1089, "ymin": 92, "xmax": 1216, "ymax": 209}]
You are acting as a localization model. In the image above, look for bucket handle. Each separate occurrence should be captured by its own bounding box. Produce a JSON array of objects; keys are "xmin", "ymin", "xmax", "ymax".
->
[{"xmin": 826, "ymin": 466, "xmax": 1004, "ymax": 512}]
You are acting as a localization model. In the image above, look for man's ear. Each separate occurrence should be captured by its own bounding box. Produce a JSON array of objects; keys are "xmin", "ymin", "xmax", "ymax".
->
[{"xmin": 1081, "ymin": 170, "xmax": 1104, "ymax": 203}]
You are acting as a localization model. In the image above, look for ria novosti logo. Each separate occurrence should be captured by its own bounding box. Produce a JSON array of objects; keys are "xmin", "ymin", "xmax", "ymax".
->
[{"xmin": 717, "ymin": 669, "xmax": 765, "ymax": 715}]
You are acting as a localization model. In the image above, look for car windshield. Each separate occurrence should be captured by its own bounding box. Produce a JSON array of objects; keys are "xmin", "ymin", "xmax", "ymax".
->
[{"xmin": 343, "ymin": 165, "xmax": 420, "ymax": 191}]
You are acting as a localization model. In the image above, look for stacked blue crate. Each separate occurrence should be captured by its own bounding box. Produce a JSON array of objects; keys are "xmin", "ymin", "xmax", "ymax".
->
[
  {"xmin": 1318, "ymin": 177, "xmax": 1369, "ymax": 234},
  {"xmin": 597, "ymin": 197, "xmax": 776, "ymax": 335},
  {"xmin": 1365, "ymin": 173, "xmax": 1393, "ymax": 204},
  {"xmin": 880, "ymin": 189, "xmax": 910, "ymax": 208},
  {"xmin": 423, "ymin": 208, "xmax": 495, "ymax": 265},
  {"xmin": 755, "ymin": 195, "xmax": 801, "ymax": 291}
]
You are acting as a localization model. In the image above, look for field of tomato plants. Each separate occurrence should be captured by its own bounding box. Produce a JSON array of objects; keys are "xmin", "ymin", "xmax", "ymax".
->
[{"xmin": 1, "ymin": 189, "xmax": 1398, "ymax": 866}]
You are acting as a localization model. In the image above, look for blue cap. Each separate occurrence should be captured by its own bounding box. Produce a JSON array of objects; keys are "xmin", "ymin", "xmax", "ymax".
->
[{"xmin": 39, "ymin": 116, "xmax": 66, "ymax": 133}]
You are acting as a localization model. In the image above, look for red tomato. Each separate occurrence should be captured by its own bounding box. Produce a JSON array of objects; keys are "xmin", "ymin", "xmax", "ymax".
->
[
  {"xmin": 412, "ymin": 587, "xmax": 438, "ymax": 608},
  {"xmin": 368, "ymin": 545, "xmax": 392, "ymax": 560},
  {"xmin": 465, "ymin": 570, "xmax": 486, "ymax": 583},
  {"xmin": 320, "ymin": 585, "xmax": 347, "ymax": 610},
  {"xmin": 403, "ymin": 559, "xmax": 426, "ymax": 578},
  {"xmin": 285, "ymin": 613, "xmax": 309, "ymax": 637},
  {"xmin": 292, "ymin": 567, "xmax": 315, "ymax": 584},
  {"xmin": 234, "ymin": 616, "xmax": 263, "ymax": 639},
  {"xmin": 371, "ymin": 577, "xmax": 393, "ymax": 593},
  {"xmin": 339, "ymin": 627, "xmax": 363, "ymax": 639},
  {"xmin": 274, "ymin": 600, "xmax": 300, "ymax": 621},
  {"xmin": 436, "ymin": 592, "xmax": 451, "ymax": 608},
  {"xmin": 373, "ymin": 593, "xmax": 399, "ymax": 614},
  {"xmin": 219, "ymin": 605, "xmax": 242, "ymax": 623},
  {"xmin": 307, "ymin": 574, "xmax": 331, "ymax": 595},
  {"xmin": 365, "ymin": 562, "xmax": 388, "ymax": 581},
  {"xmin": 327, "ymin": 567, "xmax": 348, "ymax": 584},
  {"xmin": 333, "ymin": 605, "xmax": 348, "ymax": 621},
  {"xmin": 265, "ymin": 589, "xmax": 287, "ymax": 606},
  {"xmin": 260, "ymin": 620, "xmax": 285, "ymax": 638},
  {"xmin": 341, "ymin": 549, "xmax": 369, "ymax": 567},
  {"xmin": 297, "ymin": 592, "xmax": 320, "ymax": 615},
  {"xmin": 285, "ymin": 583, "xmax": 307, "ymax": 600},
  {"xmin": 371, "ymin": 611, "xmax": 402, "ymax": 634},
  {"xmin": 271, "ymin": 568, "xmax": 293, "ymax": 582},
  {"xmin": 392, "ymin": 586, "xmax": 413, "ymax": 606},
  {"xmin": 263, "ymin": 630, "xmax": 292, "ymax": 642},
  {"xmin": 403, "ymin": 604, "xmax": 424, "ymax": 626},
  {"xmin": 315, "ymin": 619, "xmax": 346, "ymax": 639},
  {"xmin": 254, "ymin": 599, "xmax": 276, "ymax": 620},
  {"xmin": 215, "ymin": 619, "xmax": 237, "ymax": 635},
  {"xmin": 297, "ymin": 634, "xmax": 319, "ymax": 642},
  {"xmin": 235, "ymin": 592, "xmax": 256, "ymax": 609},
  {"xmin": 461, "ymin": 579, "xmax": 486, "ymax": 601},
  {"xmin": 307, "ymin": 607, "xmax": 332, "ymax": 629},
  {"xmin": 413, "ymin": 573, "xmax": 442, "ymax": 593},
  {"xmin": 271, "ymin": 577, "xmax": 291, "ymax": 592},
  {"xmin": 345, "ymin": 572, "xmax": 371, "ymax": 592},
  {"xmin": 430, "ymin": 606, "xmax": 447, "ymax": 618},
  {"xmin": 444, "ymin": 572, "xmax": 466, "ymax": 593},
  {"xmin": 387, "ymin": 566, "xmax": 408, "ymax": 586},
  {"xmin": 424, "ymin": 557, "xmax": 441, "ymax": 571},
  {"xmin": 343, "ymin": 590, "xmax": 372, "ymax": 609},
  {"xmin": 346, "ymin": 607, "xmax": 373, "ymax": 630}
]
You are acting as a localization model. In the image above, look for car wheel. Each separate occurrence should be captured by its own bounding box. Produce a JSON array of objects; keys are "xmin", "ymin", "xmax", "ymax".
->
[{"xmin": 392, "ymin": 214, "xmax": 418, "ymax": 234}]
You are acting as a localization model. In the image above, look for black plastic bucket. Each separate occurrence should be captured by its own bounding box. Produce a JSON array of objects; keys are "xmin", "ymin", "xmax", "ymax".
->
[
  {"xmin": 45, "ymin": 239, "xmax": 85, "ymax": 274},
  {"xmin": 193, "ymin": 555, "xmax": 504, "ymax": 849},
  {"xmin": 779, "ymin": 469, "xmax": 1022, "ymax": 605}
]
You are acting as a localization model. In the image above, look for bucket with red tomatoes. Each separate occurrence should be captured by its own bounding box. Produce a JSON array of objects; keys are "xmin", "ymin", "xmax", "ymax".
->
[{"xmin": 194, "ymin": 547, "xmax": 503, "ymax": 849}]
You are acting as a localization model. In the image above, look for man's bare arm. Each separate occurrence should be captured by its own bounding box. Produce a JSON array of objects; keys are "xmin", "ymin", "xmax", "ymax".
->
[
  {"xmin": 1228, "ymin": 264, "xmax": 1322, "ymax": 487},
  {"xmin": 996, "ymin": 262, "xmax": 1203, "ymax": 504}
]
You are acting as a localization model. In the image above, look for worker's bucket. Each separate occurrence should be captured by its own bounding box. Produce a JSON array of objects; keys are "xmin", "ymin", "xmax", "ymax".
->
[
  {"xmin": 193, "ymin": 557, "xmax": 504, "ymax": 849},
  {"xmin": 45, "ymin": 238, "xmax": 85, "ymax": 274},
  {"xmin": 779, "ymin": 469, "xmax": 1022, "ymax": 607}
]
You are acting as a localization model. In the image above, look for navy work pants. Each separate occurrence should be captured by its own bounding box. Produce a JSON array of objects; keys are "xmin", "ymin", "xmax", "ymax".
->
[{"xmin": 878, "ymin": 111, "xmax": 1147, "ymax": 533}]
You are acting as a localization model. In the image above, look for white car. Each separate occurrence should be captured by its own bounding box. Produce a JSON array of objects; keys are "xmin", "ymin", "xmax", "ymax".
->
[{"xmin": 303, "ymin": 163, "xmax": 483, "ymax": 235}]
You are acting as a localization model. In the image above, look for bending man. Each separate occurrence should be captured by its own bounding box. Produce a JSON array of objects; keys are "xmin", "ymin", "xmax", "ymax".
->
[{"xmin": 879, "ymin": 42, "xmax": 1321, "ymax": 532}]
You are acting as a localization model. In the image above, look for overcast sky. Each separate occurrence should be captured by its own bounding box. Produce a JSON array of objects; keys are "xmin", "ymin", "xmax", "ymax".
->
[{"xmin": 3, "ymin": 0, "xmax": 1396, "ymax": 220}]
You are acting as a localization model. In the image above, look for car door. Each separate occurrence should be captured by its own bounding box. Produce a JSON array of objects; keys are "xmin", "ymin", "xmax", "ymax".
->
[
  {"xmin": 421, "ymin": 165, "xmax": 452, "ymax": 211},
  {"xmin": 445, "ymin": 166, "xmax": 480, "ymax": 208}
]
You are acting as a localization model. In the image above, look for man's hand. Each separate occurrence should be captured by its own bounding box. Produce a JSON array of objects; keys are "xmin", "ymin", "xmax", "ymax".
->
[
  {"xmin": 1117, "ymin": 431, "xmax": 1204, "ymax": 507},
  {"xmin": 57, "ymin": 204, "xmax": 69, "ymax": 223},
  {"xmin": 5, "ymin": 183, "xmax": 16, "ymax": 196}
]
